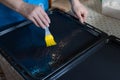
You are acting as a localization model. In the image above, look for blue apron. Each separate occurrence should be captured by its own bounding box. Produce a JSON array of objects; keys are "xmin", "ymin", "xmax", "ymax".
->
[
  {"xmin": 0, "ymin": 0, "xmax": 52, "ymax": 74},
  {"xmin": 0, "ymin": 0, "xmax": 49, "ymax": 27}
]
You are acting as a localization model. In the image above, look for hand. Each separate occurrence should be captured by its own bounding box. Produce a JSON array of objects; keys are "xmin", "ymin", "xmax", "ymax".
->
[
  {"xmin": 19, "ymin": 2, "xmax": 50, "ymax": 29},
  {"xmin": 70, "ymin": 0, "xmax": 88, "ymax": 23}
]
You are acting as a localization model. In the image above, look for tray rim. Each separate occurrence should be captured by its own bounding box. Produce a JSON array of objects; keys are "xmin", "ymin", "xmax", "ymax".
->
[
  {"xmin": 49, "ymin": 35, "xmax": 120, "ymax": 80},
  {"xmin": 0, "ymin": 8, "xmax": 108, "ymax": 80}
]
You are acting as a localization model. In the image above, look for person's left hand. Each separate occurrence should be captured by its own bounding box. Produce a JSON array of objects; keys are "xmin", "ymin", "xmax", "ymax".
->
[{"xmin": 70, "ymin": 0, "xmax": 88, "ymax": 23}]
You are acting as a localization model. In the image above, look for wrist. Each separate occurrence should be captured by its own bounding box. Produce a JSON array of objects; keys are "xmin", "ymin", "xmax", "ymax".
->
[
  {"xmin": 70, "ymin": 0, "xmax": 83, "ymax": 8},
  {"xmin": 70, "ymin": 0, "xmax": 80, "ymax": 5},
  {"xmin": 16, "ymin": 2, "xmax": 29, "ymax": 16},
  {"xmin": 15, "ymin": 1, "xmax": 25, "ymax": 13}
]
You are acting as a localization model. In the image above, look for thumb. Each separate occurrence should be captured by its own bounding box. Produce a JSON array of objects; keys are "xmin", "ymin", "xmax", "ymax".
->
[{"xmin": 76, "ymin": 12, "xmax": 84, "ymax": 23}]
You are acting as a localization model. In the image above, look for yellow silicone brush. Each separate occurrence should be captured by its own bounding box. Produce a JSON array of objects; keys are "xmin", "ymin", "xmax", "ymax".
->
[{"xmin": 45, "ymin": 27, "xmax": 56, "ymax": 47}]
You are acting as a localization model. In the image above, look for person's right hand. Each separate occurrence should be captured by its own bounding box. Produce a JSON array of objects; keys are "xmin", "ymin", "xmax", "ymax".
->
[
  {"xmin": 19, "ymin": 2, "xmax": 50, "ymax": 29},
  {"xmin": 70, "ymin": 0, "xmax": 88, "ymax": 23}
]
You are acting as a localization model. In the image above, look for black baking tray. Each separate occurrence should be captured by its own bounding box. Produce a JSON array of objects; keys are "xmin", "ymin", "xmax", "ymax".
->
[
  {"xmin": 0, "ymin": 9, "xmax": 107, "ymax": 80},
  {"xmin": 55, "ymin": 36, "xmax": 120, "ymax": 80}
]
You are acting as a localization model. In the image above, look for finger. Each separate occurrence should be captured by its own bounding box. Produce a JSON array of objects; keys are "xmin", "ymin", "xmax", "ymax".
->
[
  {"xmin": 82, "ymin": 12, "xmax": 87, "ymax": 22},
  {"xmin": 81, "ymin": 14, "xmax": 86, "ymax": 23},
  {"xmin": 40, "ymin": 8, "xmax": 51, "ymax": 24},
  {"xmin": 41, "ymin": 10, "xmax": 51, "ymax": 24},
  {"xmin": 79, "ymin": 15, "xmax": 84, "ymax": 23},
  {"xmin": 43, "ymin": 12, "xmax": 51, "ymax": 24},
  {"xmin": 72, "ymin": 10, "xmax": 83, "ymax": 23},
  {"xmin": 29, "ymin": 16, "xmax": 39, "ymax": 27},
  {"xmin": 76, "ymin": 11, "xmax": 84, "ymax": 23},
  {"xmin": 43, "ymin": 13, "xmax": 51, "ymax": 24},
  {"xmin": 33, "ymin": 13, "xmax": 46, "ymax": 29},
  {"xmin": 37, "ymin": 9, "xmax": 49, "ymax": 27}
]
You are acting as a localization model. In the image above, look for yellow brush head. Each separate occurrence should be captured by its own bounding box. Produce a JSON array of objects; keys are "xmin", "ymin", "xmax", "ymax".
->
[
  {"xmin": 45, "ymin": 34, "xmax": 57, "ymax": 47},
  {"xmin": 45, "ymin": 27, "xmax": 57, "ymax": 47}
]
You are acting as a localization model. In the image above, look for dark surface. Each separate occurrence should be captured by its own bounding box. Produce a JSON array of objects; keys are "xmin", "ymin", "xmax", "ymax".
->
[
  {"xmin": 57, "ymin": 39, "xmax": 120, "ymax": 80},
  {"xmin": 0, "ymin": 10, "xmax": 101, "ymax": 79}
]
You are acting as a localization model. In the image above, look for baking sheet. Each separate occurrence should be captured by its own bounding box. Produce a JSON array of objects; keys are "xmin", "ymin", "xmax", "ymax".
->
[
  {"xmin": 57, "ymin": 36, "xmax": 120, "ymax": 80},
  {"xmin": 0, "ymin": 9, "xmax": 105, "ymax": 79}
]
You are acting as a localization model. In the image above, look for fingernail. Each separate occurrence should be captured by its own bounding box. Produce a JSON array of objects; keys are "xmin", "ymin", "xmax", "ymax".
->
[
  {"xmin": 47, "ymin": 25, "xmax": 50, "ymax": 27},
  {"xmin": 49, "ymin": 20, "xmax": 51, "ymax": 23},
  {"xmin": 46, "ymin": 24, "xmax": 49, "ymax": 27},
  {"xmin": 49, "ymin": 21, "xmax": 50, "ymax": 24}
]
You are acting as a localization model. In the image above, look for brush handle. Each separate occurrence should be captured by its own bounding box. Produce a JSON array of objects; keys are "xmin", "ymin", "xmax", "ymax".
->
[{"xmin": 45, "ymin": 27, "xmax": 51, "ymax": 35}]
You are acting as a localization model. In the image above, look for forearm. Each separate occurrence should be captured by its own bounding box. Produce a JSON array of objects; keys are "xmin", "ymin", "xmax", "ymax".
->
[
  {"xmin": 0, "ymin": 0, "xmax": 24, "ymax": 12},
  {"xmin": 69, "ymin": 0, "xmax": 81, "ymax": 5},
  {"xmin": 0, "ymin": 0, "xmax": 50, "ymax": 28}
]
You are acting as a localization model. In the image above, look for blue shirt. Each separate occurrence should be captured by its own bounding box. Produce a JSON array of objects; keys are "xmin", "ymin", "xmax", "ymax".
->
[{"xmin": 0, "ymin": 0, "xmax": 48, "ymax": 27}]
